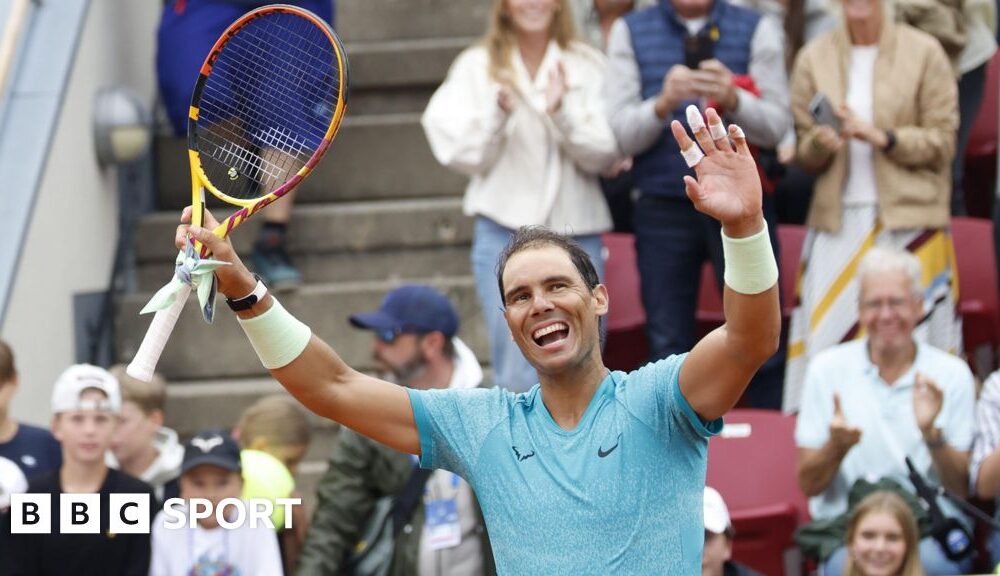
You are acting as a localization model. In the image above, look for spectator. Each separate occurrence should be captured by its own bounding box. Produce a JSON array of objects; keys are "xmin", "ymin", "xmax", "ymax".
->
[
  {"xmin": 795, "ymin": 248, "xmax": 974, "ymax": 574},
  {"xmin": 106, "ymin": 365, "xmax": 182, "ymax": 504},
  {"xmin": 297, "ymin": 284, "xmax": 492, "ymax": 576},
  {"xmin": 0, "ymin": 339, "xmax": 61, "ymax": 480},
  {"xmin": 783, "ymin": 0, "xmax": 960, "ymax": 411},
  {"xmin": 969, "ymin": 367, "xmax": 1000, "ymax": 564},
  {"xmin": 604, "ymin": 0, "xmax": 791, "ymax": 408},
  {"xmin": 570, "ymin": 0, "xmax": 654, "ymax": 49},
  {"xmin": 843, "ymin": 491, "xmax": 925, "ymax": 576},
  {"xmin": 702, "ymin": 486, "xmax": 762, "ymax": 576},
  {"xmin": 156, "ymin": 0, "xmax": 336, "ymax": 290},
  {"xmin": 422, "ymin": 0, "xmax": 619, "ymax": 393},
  {"xmin": 7, "ymin": 364, "xmax": 155, "ymax": 576},
  {"xmin": 150, "ymin": 429, "xmax": 282, "ymax": 576},
  {"xmin": 0, "ymin": 456, "xmax": 27, "ymax": 576},
  {"xmin": 235, "ymin": 394, "xmax": 312, "ymax": 574}
]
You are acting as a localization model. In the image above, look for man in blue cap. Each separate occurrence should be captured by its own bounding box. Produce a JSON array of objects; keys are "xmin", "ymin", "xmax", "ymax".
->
[{"xmin": 298, "ymin": 285, "xmax": 491, "ymax": 575}]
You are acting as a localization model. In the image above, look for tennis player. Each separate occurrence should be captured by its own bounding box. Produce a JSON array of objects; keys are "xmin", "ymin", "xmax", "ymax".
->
[{"xmin": 176, "ymin": 108, "xmax": 780, "ymax": 573}]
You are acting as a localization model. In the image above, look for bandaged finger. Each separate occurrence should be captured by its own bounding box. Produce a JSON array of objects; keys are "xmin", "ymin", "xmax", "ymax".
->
[
  {"xmin": 681, "ymin": 144, "xmax": 705, "ymax": 168},
  {"xmin": 730, "ymin": 125, "xmax": 746, "ymax": 139},
  {"xmin": 709, "ymin": 121, "xmax": 728, "ymax": 141},
  {"xmin": 685, "ymin": 105, "xmax": 705, "ymax": 132}
]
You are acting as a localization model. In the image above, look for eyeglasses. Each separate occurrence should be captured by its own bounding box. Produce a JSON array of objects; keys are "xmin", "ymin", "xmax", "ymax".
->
[{"xmin": 860, "ymin": 297, "xmax": 911, "ymax": 313}]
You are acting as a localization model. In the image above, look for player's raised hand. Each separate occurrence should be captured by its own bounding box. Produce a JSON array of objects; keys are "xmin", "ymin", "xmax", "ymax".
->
[
  {"xmin": 176, "ymin": 206, "xmax": 256, "ymax": 300},
  {"xmin": 830, "ymin": 392, "xmax": 862, "ymax": 452},
  {"xmin": 670, "ymin": 106, "xmax": 763, "ymax": 237}
]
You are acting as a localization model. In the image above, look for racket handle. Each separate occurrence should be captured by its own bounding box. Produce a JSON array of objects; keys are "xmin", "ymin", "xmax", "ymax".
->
[{"xmin": 126, "ymin": 285, "xmax": 192, "ymax": 382}]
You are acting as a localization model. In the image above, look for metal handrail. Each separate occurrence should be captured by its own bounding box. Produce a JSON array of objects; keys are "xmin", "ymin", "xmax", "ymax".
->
[{"xmin": 0, "ymin": 0, "xmax": 31, "ymax": 103}]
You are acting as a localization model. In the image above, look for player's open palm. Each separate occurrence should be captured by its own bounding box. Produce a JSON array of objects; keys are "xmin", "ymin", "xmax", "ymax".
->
[{"xmin": 670, "ymin": 106, "xmax": 761, "ymax": 230}]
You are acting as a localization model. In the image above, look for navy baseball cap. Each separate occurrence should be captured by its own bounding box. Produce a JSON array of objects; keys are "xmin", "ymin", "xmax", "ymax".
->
[
  {"xmin": 181, "ymin": 429, "xmax": 242, "ymax": 474},
  {"xmin": 349, "ymin": 285, "xmax": 459, "ymax": 341}
]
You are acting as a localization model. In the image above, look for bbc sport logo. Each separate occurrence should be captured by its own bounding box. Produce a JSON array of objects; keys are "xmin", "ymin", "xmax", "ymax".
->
[{"xmin": 10, "ymin": 494, "xmax": 301, "ymax": 534}]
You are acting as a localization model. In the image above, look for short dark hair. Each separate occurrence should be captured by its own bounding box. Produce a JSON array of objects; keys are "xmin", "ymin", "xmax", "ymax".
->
[
  {"xmin": 495, "ymin": 226, "xmax": 600, "ymax": 303},
  {"xmin": 0, "ymin": 339, "xmax": 15, "ymax": 384}
]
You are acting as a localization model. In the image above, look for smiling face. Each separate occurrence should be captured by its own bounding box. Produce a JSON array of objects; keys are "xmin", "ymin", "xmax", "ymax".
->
[
  {"xmin": 503, "ymin": 0, "xmax": 561, "ymax": 36},
  {"xmin": 848, "ymin": 510, "xmax": 908, "ymax": 576},
  {"xmin": 858, "ymin": 269, "xmax": 922, "ymax": 358},
  {"xmin": 501, "ymin": 245, "xmax": 608, "ymax": 377}
]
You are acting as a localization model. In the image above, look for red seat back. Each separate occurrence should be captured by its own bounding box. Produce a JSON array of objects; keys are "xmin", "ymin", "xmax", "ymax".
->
[
  {"xmin": 602, "ymin": 233, "xmax": 650, "ymax": 371},
  {"xmin": 951, "ymin": 217, "xmax": 1000, "ymax": 357},
  {"xmin": 707, "ymin": 409, "xmax": 809, "ymax": 575}
]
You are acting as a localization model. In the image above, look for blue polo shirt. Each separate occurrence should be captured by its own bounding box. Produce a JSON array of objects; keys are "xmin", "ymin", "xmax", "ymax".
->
[
  {"xmin": 407, "ymin": 354, "xmax": 722, "ymax": 575},
  {"xmin": 796, "ymin": 339, "xmax": 976, "ymax": 527}
]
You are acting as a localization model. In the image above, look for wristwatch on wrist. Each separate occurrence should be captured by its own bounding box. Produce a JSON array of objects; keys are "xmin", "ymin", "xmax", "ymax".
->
[
  {"xmin": 226, "ymin": 274, "xmax": 267, "ymax": 311},
  {"xmin": 883, "ymin": 129, "xmax": 897, "ymax": 152},
  {"xmin": 924, "ymin": 428, "xmax": 946, "ymax": 450}
]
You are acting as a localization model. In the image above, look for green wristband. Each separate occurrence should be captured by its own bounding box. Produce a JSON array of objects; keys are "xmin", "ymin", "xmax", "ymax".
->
[{"xmin": 237, "ymin": 298, "xmax": 312, "ymax": 369}]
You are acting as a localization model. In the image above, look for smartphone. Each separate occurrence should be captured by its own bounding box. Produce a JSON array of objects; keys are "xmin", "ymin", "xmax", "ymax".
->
[
  {"xmin": 684, "ymin": 33, "xmax": 715, "ymax": 70},
  {"xmin": 808, "ymin": 92, "xmax": 840, "ymax": 131}
]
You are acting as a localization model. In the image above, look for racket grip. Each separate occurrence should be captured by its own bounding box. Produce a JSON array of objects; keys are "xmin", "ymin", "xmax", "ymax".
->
[{"xmin": 126, "ymin": 285, "xmax": 192, "ymax": 382}]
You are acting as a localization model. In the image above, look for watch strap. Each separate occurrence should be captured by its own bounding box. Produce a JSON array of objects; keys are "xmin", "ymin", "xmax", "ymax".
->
[{"xmin": 226, "ymin": 275, "xmax": 267, "ymax": 311}]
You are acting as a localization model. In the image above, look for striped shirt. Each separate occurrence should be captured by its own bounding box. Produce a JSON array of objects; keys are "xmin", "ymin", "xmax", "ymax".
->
[{"xmin": 971, "ymin": 371, "xmax": 1000, "ymax": 495}]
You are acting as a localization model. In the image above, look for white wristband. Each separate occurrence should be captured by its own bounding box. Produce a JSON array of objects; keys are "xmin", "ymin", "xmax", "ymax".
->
[
  {"xmin": 237, "ymin": 298, "xmax": 312, "ymax": 369},
  {"xmin": 722, "ymin": 222, "xmax": 779, "ymax": 295}
]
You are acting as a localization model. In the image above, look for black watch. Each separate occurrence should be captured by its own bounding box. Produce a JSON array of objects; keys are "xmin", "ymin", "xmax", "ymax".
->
[
  {"xmin": 883, "ymin": 130, "xmax": 897, "ymax": 152},
  {"xmin": 226, "ymin": 274, "xmax": 268, "ymax": 311}
]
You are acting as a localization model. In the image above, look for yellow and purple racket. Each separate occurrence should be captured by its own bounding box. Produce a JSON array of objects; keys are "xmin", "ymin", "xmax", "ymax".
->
[{"xmin": 127, "ymin": 4, "xmax": 348, "ymax": 382}]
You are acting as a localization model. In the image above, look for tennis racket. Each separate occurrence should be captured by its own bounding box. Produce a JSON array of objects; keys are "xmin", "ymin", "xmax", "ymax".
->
[{"xmin": 127, "ymin": 4, "xmax": 349, "ymax": 382}]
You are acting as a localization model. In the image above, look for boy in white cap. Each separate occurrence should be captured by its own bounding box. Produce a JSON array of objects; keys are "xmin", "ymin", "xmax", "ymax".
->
[
  {"xmin": 6, "ymin": 364, "xmax": 156, "ymax": 576},
  {"xmin": 703, "ymin": 487, "xmax": 763, "ymax": 576}
]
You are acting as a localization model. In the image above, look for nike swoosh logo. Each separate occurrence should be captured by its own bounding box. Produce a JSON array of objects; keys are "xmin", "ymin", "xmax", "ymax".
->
[{"xmin": 598, "ymin": 433, "xmax": 622, "ymax": 458}]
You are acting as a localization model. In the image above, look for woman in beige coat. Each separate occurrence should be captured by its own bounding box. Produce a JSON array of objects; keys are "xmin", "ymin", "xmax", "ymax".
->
[{"xmin": 783, "ymin": 0, "xmax": 960, "ymax": 412}]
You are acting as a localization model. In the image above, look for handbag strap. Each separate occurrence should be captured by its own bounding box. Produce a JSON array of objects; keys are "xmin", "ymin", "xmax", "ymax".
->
[{"xmin": 391, "ymin": 466, "xmax": 433, "ymax": 537}]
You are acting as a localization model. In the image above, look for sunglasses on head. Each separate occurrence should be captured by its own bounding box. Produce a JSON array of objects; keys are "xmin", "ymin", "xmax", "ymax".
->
[{"xmin": 375, "ymin": 327, "xmax": 428, "ymax": 344}]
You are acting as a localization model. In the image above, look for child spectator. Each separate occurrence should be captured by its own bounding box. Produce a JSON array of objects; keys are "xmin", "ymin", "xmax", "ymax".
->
[
  {"xmin": 702, "ymin": 487, "xmax": 763, "ymax": 576},
  {"xmin": 0, "ymin": 339, "xmax": 61, "ymax": 479},
  {"xmin": 107, "ymin": 365, "xmax": 183, "ymax": 504},
  {"xmin": 150, "ymin": 429, "xmax": 281, "ymax": 576},
  {"xmin": 843, "ymin": 491, "xmax": 924, "ymax": 576},
  {"xmin": 7, "ymin": 364, "xmax": 155, "ymax": 576},
  {"xmin": 235, "ymin": 394, "xmax": 311, "ymax": 573}
]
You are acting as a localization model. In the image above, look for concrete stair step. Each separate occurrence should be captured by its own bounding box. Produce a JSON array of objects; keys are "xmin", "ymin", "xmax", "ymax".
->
[
  {"xmin": 338, "ymin": 0, "xmax": 489, "ymax": 43},
  {"xmin": 115, "ymin": 276, "xmax": 487, "ymax": 381},
  {"xmin": 134, "ymin": 197, "xmax": 472, "ymax": 262},
  {"xmin": 137, "ymin": 244, "xmax": 473, "ymax": 292},
  {"xmin": 154, "ymin": 115, "xmax": 466, "ymax": 210}
]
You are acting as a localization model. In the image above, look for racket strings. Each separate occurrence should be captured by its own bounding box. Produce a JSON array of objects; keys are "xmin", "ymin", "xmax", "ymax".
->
[{"xmin": 196, "ymin": 11, "xmax": 343, "ymax": 200}]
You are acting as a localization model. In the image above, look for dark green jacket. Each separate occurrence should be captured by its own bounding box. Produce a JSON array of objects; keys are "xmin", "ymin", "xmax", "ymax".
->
[{"xmin": 296, "ymin": 428, "xmax": 494, "ymax": 576}]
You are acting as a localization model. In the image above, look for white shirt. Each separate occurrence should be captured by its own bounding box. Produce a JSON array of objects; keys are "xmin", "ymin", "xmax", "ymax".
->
[
  {"xmin": 422, "ymin": 41, "xmax": 617, "ymax": 235},
  {"xmin": 795, "ymin": 339, "xmax": 976, "ymax": 527},
  {"xmin": 842, "ymin": 45, "xmax": 879, "ymax": 206},
  {"xmin": 149, "ymin": 507, "xmax": 283, "ymax": 576}
]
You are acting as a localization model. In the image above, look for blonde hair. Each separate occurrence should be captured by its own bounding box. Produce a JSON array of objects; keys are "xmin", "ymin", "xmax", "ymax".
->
[
  {"xmin": 483, "ymin": 0, "xmax": 579, "ymax": 84},
  {"xmin": 237, "ymin": 394, "xmax": 311, "ymax": 450},
  {"xmin": 844, "ymin": 491, "xmax": 924, "ymax": 576},
  {"xmin": 108, "ymin": 364, "xmax": 166, "ymax": 415}
]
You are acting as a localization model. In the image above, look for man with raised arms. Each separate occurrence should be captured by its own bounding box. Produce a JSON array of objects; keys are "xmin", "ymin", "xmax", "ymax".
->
[{"xmin": 173, "ymin": 108, "xmax": 780, "ymax": 573}]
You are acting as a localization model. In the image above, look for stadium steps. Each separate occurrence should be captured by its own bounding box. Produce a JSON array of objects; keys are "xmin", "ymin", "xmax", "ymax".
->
[{"xmin": 115, "ymin": 0, "xmax": 493, "ymax": 499}]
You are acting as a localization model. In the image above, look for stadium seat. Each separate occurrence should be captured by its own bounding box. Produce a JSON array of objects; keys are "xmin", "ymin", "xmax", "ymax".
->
[
  {"xmin": 602, "ymin": 233, "xmax": 649, "ymax": 371},
  {"xmin": 951, "ymin": 216, "xmax": 1000, "ymax": 372},
  {"xmin": 962, "ymin": 52, "xmax": 1000, "ymax": 218},
  {"xmin": 707, "ymin": 409, "xmax": 809, "ymax": 576}
]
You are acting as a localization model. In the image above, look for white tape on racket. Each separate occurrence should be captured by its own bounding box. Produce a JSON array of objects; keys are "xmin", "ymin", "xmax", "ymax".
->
[
  {"xmin": 709, "ymin": 121, "xmax": 728, "ymax": 141},
  {"xmin": 127, "ymin": 284, "xmax": 192, "ymax": 382},
  {"xmin": 685, "ymin": 105, "xmax": 705, "ymax": 132},
  {"xmin": 682, "ymin": 145, "xmax": 705, "ymax": 168}
]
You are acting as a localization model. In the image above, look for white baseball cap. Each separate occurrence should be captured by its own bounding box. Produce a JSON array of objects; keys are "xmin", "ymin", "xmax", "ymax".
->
[
  {"xmin": 704, "ymin": 486, "xmax": 732, "ymax": 535},
  {"xmin": 50, "ymin": 364, "xmax": 121, "ymax": 414},
  {"xmin": 0, "ymin": 456, "xmax": 27, "ymax": 510}
]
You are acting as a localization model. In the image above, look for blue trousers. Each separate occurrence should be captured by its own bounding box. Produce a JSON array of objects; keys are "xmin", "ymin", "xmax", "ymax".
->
[
  {"xmin": 157, "ymin": 0, "xmax": 335, "ymax": 137},
  {"xmin": 632, "ymin": 194, "xmax": 785, "ymax": 409},
  {"xmin": 471, "ymin": 217, "xmax": 605, "ymax": 393}
]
